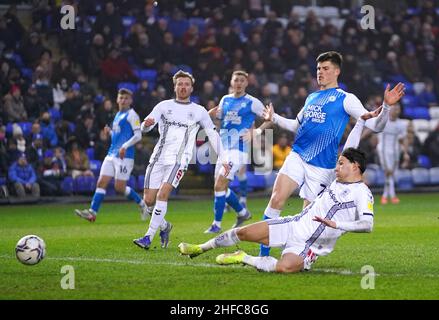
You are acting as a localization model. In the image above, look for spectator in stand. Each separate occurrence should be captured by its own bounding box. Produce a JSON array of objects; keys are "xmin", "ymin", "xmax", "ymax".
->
[
  {"xmin": 19, "ymin": 31, "xmax": 46, "ymax": 68},
  {"xmin": 8, "ymin": 152, "xmax": 40, "ymax": 198},
  {"xmin": 74, "ymin": 113, "xmax": 97, "ymax": 150},
  {"xmin": 100, "ymin": 48, "xmax": 137, "ymax": 94},
  {"xmin": 94, "ymin": 127, "xmax": 111, "ymax": 161},
  {"xmin": 133, "ymin": 80, "xmax": 153, "ymax": 120},
  {"xmin": 422, "ymin": 122, "xmax": 439, "ymax": 167},
  {"xmin": 65, "ymin": 139, "xmax": 94, "ymax": 179},
  {"xmin": 94, "ymin": 1, "xmax": 124, "ymax": 40},
  {"xmin": 40, "ymin": 112, "xmax": 58, "ymax": 148},
  {"xmin": 26, "ymin": 133, "xmax": 44, "ymax": 170},
  {"xmin": 24, "ymin": 83, "xmax": 48, "ymax": 121},
  {"xmin": 272, "ymin": 133, "xmax": 292, "ymax": 171},
  {"xmin": 96, "ymin": 98, "xmax": 115, "ymax": 130},
  {"xmin": 4, "ymin": 84, "xmax": 27, "ymax": 122},
  {"xmin": 52, "ymin": 57, "xmax": 76, "ymax": 86},
  {"xmin": 60, "ymin": 85, "xmax": 83, "ymax": 123},
  {"xmin": 418, "ymin": 79, "xmax": 438, "ymax": 107}
]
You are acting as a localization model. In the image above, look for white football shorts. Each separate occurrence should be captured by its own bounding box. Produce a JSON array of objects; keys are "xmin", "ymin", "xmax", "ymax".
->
[
  {"xmin": 100, "ymin": 156, "xmax": 134, "ymax": 181},
  {"xmin": 143, "ymin": 162, "xmax": 186, "ymax": 189}
]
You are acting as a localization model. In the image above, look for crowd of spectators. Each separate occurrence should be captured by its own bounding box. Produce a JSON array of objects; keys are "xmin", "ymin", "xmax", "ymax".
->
[{"xmin": 0, "ymin": 0, "xmax": 438, "ymax": 199}]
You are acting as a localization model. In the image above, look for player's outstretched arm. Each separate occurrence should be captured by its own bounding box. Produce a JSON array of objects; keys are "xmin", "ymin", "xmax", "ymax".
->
[
  {"xmin": 263, "ymin": 103, "xmax": 300, "ymax": 133},
  {"xmin": 343, "ymin": 106, "xmax": 383, "ymax": 150},
  {"xmin": 313, "ymin": 215, "xmax": 373, "ymax": 233}
]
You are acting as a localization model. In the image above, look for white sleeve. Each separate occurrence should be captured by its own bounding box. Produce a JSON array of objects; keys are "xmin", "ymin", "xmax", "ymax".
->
[
  {"xmin": 343, "ymin": 118, "xmax": 365, "ymax": 150},
  {"xmin": 337, "ymin": 188, "xmax": 374, "ymax": 233},
  {"xmin": 343, "ymin": 93, "xmax": 389, "ymax": 132},
  {"xmin": 141, "ymin": 103, "xmax": 163, "ymax": 133},
  {"xmin": 121, "ymin": 110, "xmax": 142, "ymax": 149},
  {"xmin": 272, "ymin": 108, "xmax": 304, "ymax": 133},
  {"xmin": 199, "ymin": 108, "xmax": 224, "ymax": 158},
  {"xmin": 250, "ymin": 97, "xmax": 265, "ymax": 117}
]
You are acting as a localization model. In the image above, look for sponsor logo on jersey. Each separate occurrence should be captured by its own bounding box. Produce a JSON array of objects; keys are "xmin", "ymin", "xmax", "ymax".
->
[
  {"xmin": 187, "ymin": 112, "xmax": 194, "ymax": 120},
  {"xmin": 304, "ymin": 104, "xmax": 326, "ymax": 124},
  {"xmin": 224, "ymin": 110, "xmax": 242, "ymax": 125},
  {"xmin": 329, "ymin": 95, "xmax": 336, "ymax": 102}
]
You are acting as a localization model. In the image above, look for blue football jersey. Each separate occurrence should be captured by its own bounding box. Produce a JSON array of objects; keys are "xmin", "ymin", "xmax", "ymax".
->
[
  {"xmin": 107, "ymin": 108, "xmax": 140, "ymax": 159},
  {"xmin": 219, "ymin": 94, "xmax": 264, "ymax": 152},
  {"xmin": 293, "ymin": 88, "xmax": 366, "ymax": 169}
]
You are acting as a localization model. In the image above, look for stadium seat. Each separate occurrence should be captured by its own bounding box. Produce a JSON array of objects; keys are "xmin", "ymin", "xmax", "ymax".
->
[
  {"xmin": 411, "ymin": 168, "xmax": 430, "ymax": 185},
  {"xmin": 86, "ymin": 147, "xmax": 95, "ymax": 160},
  {"xmin": 247, "ymin": 171, "xmax": 266, "ymax": 190},
  {"xmin": 429, "ymin": 107, "xmax": 439, "ymax": 119},
  {"xmin": 0, "ymin": 177, "xmax": 6, "ymax": 186},
  {"xmin": 229, "ymin": 176, "xmax": 239, "ymax": 191},
  {"xmin": 402, "ymin": 106, "xmax": 416, "ymax": 119},
  {"xmin": 61, "ymin": 177, "xmax": 74, "ymax": 194},
  {"xmin": 413, "ymin": 107, "xmax": 430, "ymax": 120},
  {"xmin": 374, "ymin": 168, "xmax": 385, "ymax": 187},
  {"xmin": 418, "ymin": 155, "xmax": 432, "ymax": 169},
  {"xmin": 137, "ymin": 175, "xmax": 145, "ymax": 191},
  {"xmin": 122, "ymin": 16, "xmax": 136, "ymax": 28},
  {"xmin": 74, "ymin": 176, "xmax": 96, "ymax": 194},
  {"xmin": 106, "ymin": 178, "xmax": 116, "ymax": 196},
  {"xmin": 89, "ymin": 160, "xmax": 102, "ymax": 177},
  {"xmin": 197, "ymin": 163, "xmax": 213, "ymax": 175},
  {"xmin": 429, "ymin": 167, "xmax": 439, "ymax": 185},
  {"xmin": 127, "ymin": 175, "xmax": 137, "ymax": 190},
  {"xmin": 401, "ymin": 94, "xmax": 419, "ymax": 108},
  {"xmin": 20, "ymin": 68, "xmax": 33, "ymax": 80},
  {"xmin": 118, "ymin": 82, "xmax": 137, "ymax": 94},
  {"xmin": 134, "ymin": 69, "xmax": 157, "ymax": 82},
  {"xmin": 395, "ymin": 169, "xmax": 413, "ymax": 190}
]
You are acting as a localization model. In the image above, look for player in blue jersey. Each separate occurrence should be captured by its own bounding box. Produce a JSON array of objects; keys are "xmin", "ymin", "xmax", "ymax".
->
[
  {"xmin": 258, "ymin": 51, "xmax": 405, "ymax": 256},
  {"xmin": 75, "ymin": 88, "xmax": 147, "ymax": 222},
  {"xmin": 204, "ymin": 70, "xmax": 266, "ymax": 234}
]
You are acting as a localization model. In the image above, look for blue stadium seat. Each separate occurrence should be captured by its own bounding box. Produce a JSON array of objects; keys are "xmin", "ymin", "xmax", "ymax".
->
[
  {"xmin": 134, "ymin": 69, "xmax": 157, "ymax": 82},
  {"xmin": 418, "ymin": 154, "xmax": 431, "ymax": 169},
  {"xmin": 61, "ymin": 177, "xmax": 74, "ymax": 194},
  {"xmin": 395, "ymin": 169, "xmax": 413, "ymax": 190},
  {"xmin": 411, "ymin": 168, "xmax": 430, "ymax": 185},
  {"xmin": 86, "ymin": 147, "xmax": 95, "ymax": 160},
  {"xmin": 229, "ymin": 176, "xmax": 239, "ymax": 191},
  {"xmin": 106, "ymin": 178, "xmax": 116, "ymax": 196},
  {"xmin": 413, "ymin": 107, "xmax": 430, "ymax": 120},
  {"xmin": 374, "ymin": 168, "xmax": 385, "ymax": 187},
  {"xmin": 401, "ymin": 95, "xmax": 419, "ymax": 108},
  {"xmin": 137, "ymin": 175, "xmax": 145, "ymax": 191},
  {"xmin": 197, "ymin": 163, "xmax": 213, "ymax": 175},
  {"xmin": 0, "ymin": 177, "xmax": 6, "ymax": 186},
  {"xmin": 247, "ymin": 171, "xmax": 266, "ymax": 190},
  {"xmin": 127, "ymin": 175, "xmax": 137, "ymax": 190},
  {"xmin": 89, "ymin": 160, "xmax": 101, "ymax": 177},
  {"xmin": 191, "ymin": 95, "xmax": 200, "ymax": 104},
  {"xmin": 429, "ymin": 167, "xmax": 439, "ymax": 185},
  {"xmin": 118, "ymin": 82, "xmax": 137, "ymax": 93},
  {"xmin": 68, "ymin": 122, "xmax": 76, "ymax": 133},
  {"xmin": 402, "ymin": 106, "xmax": 416, "ymax": 119},
  {"xmin": 74, "ymin": 176, "xmax": 96, "ymax": 193}
]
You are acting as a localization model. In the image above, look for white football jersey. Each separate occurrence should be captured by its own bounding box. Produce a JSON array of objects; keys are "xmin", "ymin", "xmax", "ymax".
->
[
  {"xmin": 285, "ymin": 180, "xmax": 374, "ymax": 256},
  {"xmin": 144, "ymin": 99, "xmax": 217, "ymax": 166},
  {"xmin": 377, "ymin": 119, "xmax": 407, "ymax": 156}
]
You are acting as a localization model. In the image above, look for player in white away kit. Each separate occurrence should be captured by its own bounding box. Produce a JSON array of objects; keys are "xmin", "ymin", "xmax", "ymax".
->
[
  {"xmin": 377, "ymin": 104, "xmax": 409, "ymax": 204},
  {"xmin": 258, "ymin": 51, "xmax": 405, "ymax": 256},
  {"xmin": 75, "ymin": 88, "xmax": 147, "ymax": 222},
  {"xmin": 178, "ymin": 109, "xmax": 381, "ymax": 273},
  {"xmin": 133, "ymin": 71, "xmax": 229, "ymax": 250},
  {"xmin": 204, "ymin": 70, "xmax": 265, "ymax": 234}
]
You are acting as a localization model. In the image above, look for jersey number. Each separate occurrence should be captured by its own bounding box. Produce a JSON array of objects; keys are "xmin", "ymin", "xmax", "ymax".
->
[{"xmin": 119, "ymin": 165, "xmax": 128, "ymax": 174}]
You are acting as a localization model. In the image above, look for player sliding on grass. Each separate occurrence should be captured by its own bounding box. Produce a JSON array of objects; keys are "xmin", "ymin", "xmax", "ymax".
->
[
  {"xmin": 133, "ymin": 70, "xmax": 229, "ymax": 250},
  {"xmin": 178, "ymin": 109, "xmax": 382, "ymax": 273},
  {"xmin": 257, "ymin": 51, "xmax": 405, "ymax": 257},
  {"xmin": 75, "ymin": 88, "xmax": 147, "ymax": 222}
]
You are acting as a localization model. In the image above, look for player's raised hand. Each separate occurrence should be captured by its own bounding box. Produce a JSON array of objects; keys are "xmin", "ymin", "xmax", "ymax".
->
[
  {"xmin": 142, "ymin": 118, "xmax": 155, "ymax": 127},
  {"xmin": 361, "ymin": 105, "xmax": 383, "ymax": 121},
  {"xmin": 119, "ymin": 147, "xmax": 126, "ymax": 159},
  {"xmin": 104, "ymin": 125, "xmax": 111, "ymax": 135},
  {"xmin": 263, "ymin": 103, "xmax": 274, "ymax": 122},
  {"xmin": 384, "ymin": 82, "xmax": 405, "ymax": 106},
  {"xmin": 313, "ymin": 216, "xmax": 337, "ymax": 229}
]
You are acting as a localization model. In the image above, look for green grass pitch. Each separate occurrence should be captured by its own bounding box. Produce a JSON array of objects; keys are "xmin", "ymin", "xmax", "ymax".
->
[{"xmin": 1, "ymin": 193, "xmax": 438, "ymax": 300}]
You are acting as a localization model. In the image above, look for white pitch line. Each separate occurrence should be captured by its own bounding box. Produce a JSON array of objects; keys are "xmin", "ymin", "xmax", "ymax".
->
[{"xmin": 2, "ymin": 255, "xmax": 437, "ymax": 277}]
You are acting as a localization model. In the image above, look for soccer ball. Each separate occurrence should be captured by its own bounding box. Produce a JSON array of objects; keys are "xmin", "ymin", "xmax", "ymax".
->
[{"xmin": 15, "ymin": 235, "xmax": 46, "ymax": 265}]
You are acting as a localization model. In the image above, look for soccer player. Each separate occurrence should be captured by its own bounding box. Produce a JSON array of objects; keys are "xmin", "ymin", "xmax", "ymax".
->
[
  {"xmin": 204, "ymin": 70, "xmax": 266, "ymax": 234},
  {"xmin": 178, "ymin": 110, "xmax": 381, "ymax": 273},
  {"xmin": 377, "ymin": 104, "xmax": 409, "ymax": 204},
  {"xmin": 75, "ymin": 88, "xmax": 146, "ymax": 222},
  {"xmin": 258, "ymin": 51, "xmax": 405, "ymax": 256},
  {"xmin": 133, "ymin": 70, "xmax": 229, "ymax": 249}
]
